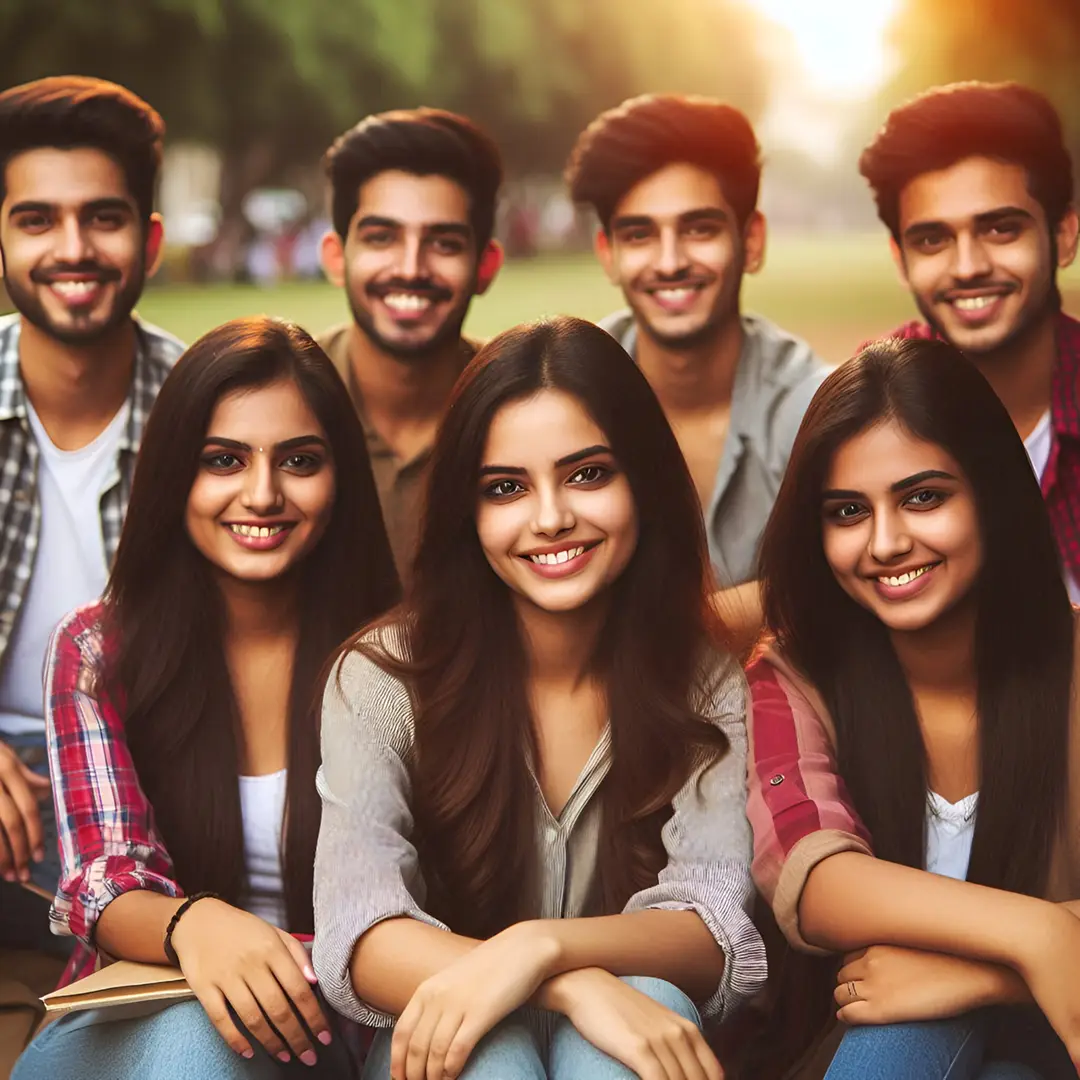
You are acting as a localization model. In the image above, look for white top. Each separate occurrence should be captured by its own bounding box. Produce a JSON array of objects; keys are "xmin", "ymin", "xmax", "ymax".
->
[
  {"xmin": 239, "ymin": 768, "xmax": 287, "ymax": 928},
  {"xmin": 1024, "ymin": 410, "xmax": 1080, "ymax": 603},
  {"xmin": 925, "ymin": 791, "xmax": 978, "ymax": 880},
  {"xmin": 0, "ymin": 401, "xmax": 128, "ymax": 736}
]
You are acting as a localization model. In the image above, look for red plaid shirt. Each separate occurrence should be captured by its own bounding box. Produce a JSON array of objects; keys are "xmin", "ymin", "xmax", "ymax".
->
[{"xmin": 884, "ymin": 313, "xmax": 1080, "ymax": 583}]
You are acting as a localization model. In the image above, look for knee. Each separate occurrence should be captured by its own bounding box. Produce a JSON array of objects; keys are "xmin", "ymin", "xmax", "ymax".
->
[{"xmin": 617, "ymin": 977, "xmax": 701, "ymax": 1027}]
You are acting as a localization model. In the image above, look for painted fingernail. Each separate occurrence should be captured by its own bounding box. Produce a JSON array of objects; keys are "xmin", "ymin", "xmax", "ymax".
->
[
  {"xmin": 33, "ymin": 849, "xmax": 44, "ymax": 862},
  {"xmin": 278, "ymin": 1052, "xmax": 292, "ymax": 1063},
  {"xmin": 18, "ymin": 868, "xmax": 29, "ymax": 882},
  {"xmin": 241, "ymin": 1050, "xmax": 254, "ymax": 1059},
  {"xmin": 304, "ymin": 965, "xmax": 317, "ymax": 982},
  {"xmin": 301, "ymin": 1050, "xmax": 318, "ymax": 1066},
  {"xmin": 318, "ymin": 1031, "xmax": 332, "ymax": 1045},
  {"xmin": 2, "ymin": 872, "xmax": 14, "ymax": 883}
]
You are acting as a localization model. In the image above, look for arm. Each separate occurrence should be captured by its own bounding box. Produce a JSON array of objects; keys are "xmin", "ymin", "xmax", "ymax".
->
[{"xmin": 711, "ymin": 581, "xmax": 764, "ymax": 659}]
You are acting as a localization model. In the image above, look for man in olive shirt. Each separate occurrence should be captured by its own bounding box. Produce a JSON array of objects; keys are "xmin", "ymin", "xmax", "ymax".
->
[{"xmin": 319, "ymin": 108, "xmax": 504, "ymax": 582}]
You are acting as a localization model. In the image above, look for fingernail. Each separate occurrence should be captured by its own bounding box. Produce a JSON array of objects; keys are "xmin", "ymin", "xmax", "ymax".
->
[
  {"xmin": 2, "ymin": 872, "xmax": 14, "ymax": 883},
  {"xmin": 33, "ymin": 849, "xmax": 44, "ymax": 863},
  {"xmin": 242, "ymin": 1050, "xmax": 254, "ymax": 1059},
  {"xmin": 301, "ymin": 1050, "xmax": 318, "ymax": 1066},
  {"xmin": 18, "ymin": 869, "xmax": 30, "ymax": 882},
  {"xmin": 318, "ymin": 1031, "xmax": 332, "ymax": 1045},
  {"xmin": 304, "ymin": 965, "xmax": 317, "ymax": 983},
  {"xmin": 277, "ymin": 1051, "xmax": 291, "ymax": 1063}
]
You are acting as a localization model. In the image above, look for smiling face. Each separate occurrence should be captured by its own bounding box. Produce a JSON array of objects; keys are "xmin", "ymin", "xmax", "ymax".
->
[
  {"xmin": 185, "ymin": 379, "xmax": 337, "ymax": 585},
  {"xmin": 596, "ymin": 161, "xmax": 764, "ymax": 349},
  {"xmin": 893, "ymin": 155, "xmax": 1079, "ymax": 357},
  {"xmin": 0, "ymin": 146, "xmax": 161, "ymax": 345},
  {"xmin": 821, "ymin": 419, "xmax": 982, "ymax": 635},
  {"xmin": 475, "ymin": 388, "xmax": 639, "ymax": 616}
]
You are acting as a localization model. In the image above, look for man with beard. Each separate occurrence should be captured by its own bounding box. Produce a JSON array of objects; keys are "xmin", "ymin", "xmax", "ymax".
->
[
  {"xmin": 566, "ymin": 95, "xmax": 827, "ymax": 643},
  {"xmin": 861, "ymin": 82, "xmax": 1080, "ymax": 598},
  {"xmin": 0, "ymin": 77, "xmax": 182, "ymax": 961},
  {"xmin": 318, "ymin": 108, "xmax": 503, "ymax": 581}
]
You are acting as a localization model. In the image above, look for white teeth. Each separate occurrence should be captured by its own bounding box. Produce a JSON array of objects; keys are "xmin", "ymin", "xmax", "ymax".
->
[
  {"xmin": 952, "ymin": 295, "xmax": 998, "ymax": 311},
  {"xmin": 228, "ymin": 524, "xmax": 286, "ymax": 538},
  {"xmin": 654, "ymin": 287, "xmax": 695, "ymax": 303},
  {"xmin": 529, "ymin": 546, "xmax": 585, "ymax": 566},
  {"xmin": 383, "ymin": 293, "xmax": 432, "ymax": 312},
  {"xmin": 50, "ymin": 280, "xmax": 98, "ymax": 297},
  {"xmin": 879, "ymin": 565, "xmax": 933, "ymax": 587}
]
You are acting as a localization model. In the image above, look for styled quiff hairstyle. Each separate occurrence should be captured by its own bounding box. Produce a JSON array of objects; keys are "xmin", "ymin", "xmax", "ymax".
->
[
  {"xmin": 565, "ymin": 93, "xmax": 762, "ymax": 232},
  {"xmin": 323, "ymin": 107, "xmax": 503, "ymax": 249},
  {"xmin": 859, "ymin": 81, "xmax": 1075, "ymax": 243},
  {"xmin": 0, "ymin": 75, "xmax": 164, "ymax": 222}
]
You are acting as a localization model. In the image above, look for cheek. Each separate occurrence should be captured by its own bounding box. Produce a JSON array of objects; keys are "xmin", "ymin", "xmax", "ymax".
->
[
  {"xmin": 474, "ymin": 503, "xmax": 522, "ymax": 560},
  {"xmin": 694, "ymin": 239, "xmax": 738, "ymax": 276},
  {"xmin": 433, "ymin": 257, "xmax": 476, "ymax": 293},
  {"xmin": 821, "ymin": 525, "xmax": 863, "ymax": 577},
  {"xmin": 297, "ymin": 476, "xmax": 337, "ymax": 524}
]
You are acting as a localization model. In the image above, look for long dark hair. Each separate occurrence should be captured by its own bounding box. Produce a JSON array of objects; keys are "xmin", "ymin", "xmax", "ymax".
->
[
  {"xmin": 346, "ymin": 315, "xmax": 730, "ymax": 939},
  {"xmin": 760, "ymin": 337, "xmax": 1073, "ymax": 895},
  {"xmin": 105, "ymin": 317, "xmax": 399, "ymax": 932}
]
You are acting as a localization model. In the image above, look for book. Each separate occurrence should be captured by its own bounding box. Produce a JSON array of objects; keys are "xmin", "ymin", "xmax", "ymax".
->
[{"xmin": 40, "ymin": 961, "xmax": 193, "ymax": 1016}]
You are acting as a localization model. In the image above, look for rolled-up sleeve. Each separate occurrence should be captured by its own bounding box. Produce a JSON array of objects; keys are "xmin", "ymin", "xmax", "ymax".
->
[
  {"xmin": 745, "ymin": 655, "xmax": 873, "ymax": 953},
  {"xmin": 312, "ymin": 646, "xmax": 449, "ymax": 1027},
  {"xmin": 624, "ymin": 664, "xmax": 766, "ymax": 1022}
]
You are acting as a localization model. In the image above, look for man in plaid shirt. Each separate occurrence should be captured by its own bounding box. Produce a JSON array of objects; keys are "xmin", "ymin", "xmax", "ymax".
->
[
  {"xmin": 0, "ymin": 77, "xmax": 184, "ymax": 959},
  {"xmin": 860, "ymin": 82, "xmax": 1080, "ymax": 599}
]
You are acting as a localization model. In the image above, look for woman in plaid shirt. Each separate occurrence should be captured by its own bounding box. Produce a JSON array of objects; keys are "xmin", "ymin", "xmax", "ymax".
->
[{"xmin": 13, "ymin": 317, "xmax": 398, "ymax": 1079}]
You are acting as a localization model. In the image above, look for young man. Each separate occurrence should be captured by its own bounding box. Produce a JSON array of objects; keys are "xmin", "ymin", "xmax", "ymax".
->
[
  {"xmin": 566, "ymin": 94, "xmax": 828, "ymax": 641},
  {"xmin": 861, "ymin": 82, "xmax": 1080, "ymax": 598},
  {"xmin": 0, "ymin": 76, "xmax": 183, "ymax": 957},
  {"xmin": 319, "ymin": 108, "xmax": 503, "ymax": 582}
]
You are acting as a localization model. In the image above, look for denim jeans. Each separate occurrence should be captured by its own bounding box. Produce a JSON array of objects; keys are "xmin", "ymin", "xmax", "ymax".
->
[{"xmin": 362, "ymin": 975, "xmax": 702, "ymax": 1080}]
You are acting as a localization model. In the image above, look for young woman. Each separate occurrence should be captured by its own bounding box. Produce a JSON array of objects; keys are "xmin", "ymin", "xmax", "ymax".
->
[
  {"xmin": 312, "ymin": 316, "xmax": 767, "ymax": 1080},
  {"xmin": 13, "ymin": 317, "xmax": 400, "ymax": 1080},
  {"xmin": 746, "ymin": 337, "xmax": 1080, "ymax": 1080}
]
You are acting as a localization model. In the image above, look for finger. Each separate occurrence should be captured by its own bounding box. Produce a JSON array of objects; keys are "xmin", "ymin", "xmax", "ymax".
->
[
  {"xmin": 192, "ymin": 983, "xmax": 256, "ymax": 1059},
  {"xmin": 0, "ymin": 787, "xmax": 30, "ymax": 877},
  {"xmin": 425, "ymin": 1010, "xmax": 464, "ymax": 1080},
  {"xmin": 269, "ymin": 951, "xmax": 331, "ymax": 1048},
  {"xmin": 833, "ymin": 979, "xmax": 864, "ymax": 1008},
  {"xmin": 390, "ymin": 1000, "xmax": 421, "ymax": 1080},
  {"xmin": 278, "ymin": 929, "xmax": 318, "ymax": 984},
  {"xmin": 664, "ymin": 1022, "xmax": 711, "ymax": 1080},
  {"xmin": 402, "ymin": 1002, "xmax": 444, "ymax": 1080},
  {"xmin": 836, "ymin": 1001, "xmax": 877, "ymax": 1027},
  {"xmin": 225, "ymin": 978, "xmax": 290, "ymax": 1061},
  {"xmin": 842, "ymin": 948, "xmax": 867, "ymax": 965},
  {"xmin": 836, "ymin": 957, "xmax": 867, "ymax": 984},
  {"xmin": 649, "ymin": 1031, "xmax": 689, "ymax": 1080},
  {"xmin": 245, "ymin": 970, "xmax": 316, "ymax": 1064},
  {"xmin": 17, "ymin": 763, "xmax": 51, "ymax": 792},
  {"xmin": 6, "ymin": 771, "xmax": 45, "ymax": 859}
]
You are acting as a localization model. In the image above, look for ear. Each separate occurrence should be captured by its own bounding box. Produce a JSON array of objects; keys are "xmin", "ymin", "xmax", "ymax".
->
[
  {"xmin": 475, "ymin": 239, "xmax": 504, "ymax": 296},
  {"xmin": 742, "ymin": 210, "xmax": 767, "ymax": 275},
  {"xmin": 888, "ymin": 235, "xmax": 910, "ymax": 288},
  {"xmin": 320, "ymin": 229, "xmax": 346, "ymax": 287},
  {"xmin": 1056, "ymin": 205, "xmax": 1079, "ymax": 270},
  {"xmin": 594, "ymin": 228, "xmax": 618, "ymax": 283},
  {"xmin": 144, "ymin": 214, "xmax": 165, "ymax": 278}
]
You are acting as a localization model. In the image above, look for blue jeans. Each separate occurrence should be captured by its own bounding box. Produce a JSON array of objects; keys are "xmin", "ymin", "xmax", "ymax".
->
[
  {"xmin": 12, "ymin": 997, "xmax": 355, "ymax": 1079},
  {"xmin": 362, "ymin": 976, "xmax": 701, "ymax": 1079},
  {"xmin": 824, "ymin": 1007, "xmax": 1073, "ymax": 1080}
]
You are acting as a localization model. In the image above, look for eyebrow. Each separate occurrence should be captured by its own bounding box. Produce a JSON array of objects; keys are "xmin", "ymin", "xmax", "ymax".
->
[
  {"xmin": 202, "ymin": 435, "xmax": 328, "ymax": 453},
  {"xmin": 8, "ymin": 197, "xmax": 134, "ymax": 217},
  {"xmin": 821, "ymin": 469, "xmax": 959, "ymax": 501},
  {"xmin": 610, "ymin": 208, "xmax": 727, "ymax": 232},
  {"xmin": 478, "ymin": 443, "xmax": 613, "ymax": 477},
  {"xmin": 355, "ymin": 215, "xmax": 471, "ymax": 237},
  {"xmin": 903, "ymin": 206, "xmax": 1035, "ymax": 242}
]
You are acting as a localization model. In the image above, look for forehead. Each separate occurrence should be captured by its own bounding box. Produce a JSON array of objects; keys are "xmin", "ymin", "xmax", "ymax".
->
[
  {"xmin": 612, "ymin": 161, "xmax": 732, "ymax": 224},
  {"xmin": 483, "ymin": 389, "xmax": 606, "ymax": 465},
  {"xmin": 2, "ymin": 146, "xmax": 133, "ymax": 212},
  {"xmin": 826, "ymin": 421, "xmax": 963, "ymax": 490},
  {"xmin": 897, "ymin": 155, "xmax": 1045, "ymax": 232},
  {"xmin": 207, "ymin": 379, "xmax": 324, "ymax": 438},
  {"xmin": 353, "ymin": 169, "xmax": 472, "ymax": 229}
]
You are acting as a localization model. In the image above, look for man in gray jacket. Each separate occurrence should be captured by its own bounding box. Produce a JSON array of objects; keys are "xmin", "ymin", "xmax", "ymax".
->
[{"xmin": 567, "ymin": 95, "xmax": 828, "ymax": 644}]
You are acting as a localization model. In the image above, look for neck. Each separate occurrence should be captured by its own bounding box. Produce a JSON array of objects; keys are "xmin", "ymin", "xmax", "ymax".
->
[
  {"xmin": 516, "ymin": 598, "xmax": 608, "ymax": 688},
  {"xmin": 218, "ymin": 573, "xmax": 300, "ymax": 642},
  {"xmin": 349, "ymin": 323, "xmax": 468, "ymax": 426},
  {"xmin": 18, "ymin": 317, "xmax": 136, "ymax": 430},
  {"xmin": 634, "ymin": 315, "xmax": 744, "ymax": 414},
  {"xmin": 889, "ymin": 600, "xmax": 977, "ymax": 696},
  {"xmin": 966, "ymin": 308, "xmax": 1059, "ymax": 441}
]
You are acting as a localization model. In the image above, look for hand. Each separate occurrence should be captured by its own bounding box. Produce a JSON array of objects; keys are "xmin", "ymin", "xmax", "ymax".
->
[
  {"xmin": 0, "ymin": 741, "xmax": 50, "ymax": 882},
  {"xmin": 834, "ymin": 946, "xmax": 1023, "ymax": 1026},
  {"xmin": 390, "ymin": 921, "xmax": 559, "ymax": 1080},
  {"xmin": 169, "ymin": 897, "xmax": 332, "ymax": 1066},
  {"xmin": 549, "ymin": 967, "xmax": 723, "ymax": 1080}
]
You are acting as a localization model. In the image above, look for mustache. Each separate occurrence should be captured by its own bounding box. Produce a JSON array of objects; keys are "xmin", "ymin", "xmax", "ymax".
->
[
  {"xmin": 366, "ymin": 278, "xmax": 453, "ymax": 303},
  {"xmin": 30, "ymin": 262, "xmax": 122, "ymax": 285},
  {"xmin": 643, "ymin": 271, "xmax": 712, "ymax": 290}
]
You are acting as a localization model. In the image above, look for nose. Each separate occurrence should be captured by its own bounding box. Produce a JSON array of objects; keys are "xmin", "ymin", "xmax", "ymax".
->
[
  {"xmin": 56, "ymin": 212, "xmax": 92, "ymax": 265},
  {"xmin": 240, "ymin": 456, "xmax": 284, "ymax": 514},
  {"xmin": 868, "ymin": 507, "xmax": 913, "ymax": 565},
  {"xmin": 952, "ymin": 232, "xmax": 993, "ymax": 281},
  {"xmin": 655, "ymin": 227, "xmax": 689, "ymax": 277},
  {"xmin": 531, "ymin": 481, "xmax": 574, "ymax": 539},
  {"xmin": 399, "ymin": 233, "xmax": 423, "ymax": 281}
]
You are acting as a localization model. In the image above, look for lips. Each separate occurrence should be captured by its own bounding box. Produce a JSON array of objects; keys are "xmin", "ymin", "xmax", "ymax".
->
[
  {"xmin": 939, "ymin": 287, "xmax": 1013, "ymax": 326},
  {"xmin": 644, "ymin": 279, "xmax": 710, "ymax": 315}
]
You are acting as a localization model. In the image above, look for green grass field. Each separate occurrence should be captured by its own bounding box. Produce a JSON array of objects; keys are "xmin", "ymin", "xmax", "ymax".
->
[{"xmin": 28, "ymin": 233, "xmax": 1080, "ymax": 365}]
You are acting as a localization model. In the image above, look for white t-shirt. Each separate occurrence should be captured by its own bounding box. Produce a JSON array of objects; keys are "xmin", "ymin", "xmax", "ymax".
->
[
  {"xmin": 1024, "ymin": 410, "xmax": 1080, "ymax": 603},
  {"xmin": 925, "ymin": 791, "xmax": 978, "ymax": 880},
  {"xmin": 0, "ymin": 401, "xmax": 128, "ymax": 736},
  {"xmin": 239, "ymin": 769, "xmax": 287, "ymax": 928}
]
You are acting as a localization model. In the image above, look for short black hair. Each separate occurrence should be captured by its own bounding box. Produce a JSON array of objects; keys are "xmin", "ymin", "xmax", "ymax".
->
[
  {"xmin": 860, "ymin": 81, "xmax": 1074, "ymax": 243},
  {"xmin": 323, "ymin": 108, "xmax": 503, "ymax": 249},
  {"xmin": 0, "ymin": 75, "xmax": 165, "ymax": 222},
  {"xmin": 565, "ymin": 94, "xmax": 761, "ymax": 232}
]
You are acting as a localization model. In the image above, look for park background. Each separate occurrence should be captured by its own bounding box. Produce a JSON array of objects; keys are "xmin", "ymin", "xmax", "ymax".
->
[{"xmin": 1, "ymin": 0, "xmax": 1078, "ymax": 364}]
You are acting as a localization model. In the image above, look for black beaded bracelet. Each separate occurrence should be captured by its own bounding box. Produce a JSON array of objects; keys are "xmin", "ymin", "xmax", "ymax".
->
[{"xmin": 163, "ymin": 891, "xmax": 218, "ymax": 966}]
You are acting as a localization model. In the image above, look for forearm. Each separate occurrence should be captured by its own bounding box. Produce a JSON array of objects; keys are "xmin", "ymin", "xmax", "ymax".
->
[
  {"xmin": 711, "ymin": 582, "xmax": 764, "ymax": 658},
  {"xmin": 801, "ymin": 852, "xmax": 1053, "ymax": 967},
  {"xmin": 95, "ymin": 889, "xmax": 187, "ymax": 965}
]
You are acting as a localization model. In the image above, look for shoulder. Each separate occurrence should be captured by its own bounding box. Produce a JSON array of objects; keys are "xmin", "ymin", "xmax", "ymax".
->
[
  {"xmin": 596, "ymin": 308, "xmax": 636, "ymax": 355},
  {"xmin": 46, "ymin": 601, "xmax": 111, "ymax": 697},
  {"xmin": 0, "ymin": 312, "xmax": 20, "ymax": 343},
  {"xmin": 741, "ymin": 315, "xmax": 826, "ymax": 385},
  {"xmin": 694, "ymin": 648, "xmax": 747, "ymax": 724},
  {"xmin": 745, "ymin": 645, "xmax": 837, "ymax": 750},
  {"xmin": 133, "ymin": 317, "xmax": 186, "ymax": 370},
  {"xmin": 316, "ymin": 321, "xmax": 351, "ymax": 356}
]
